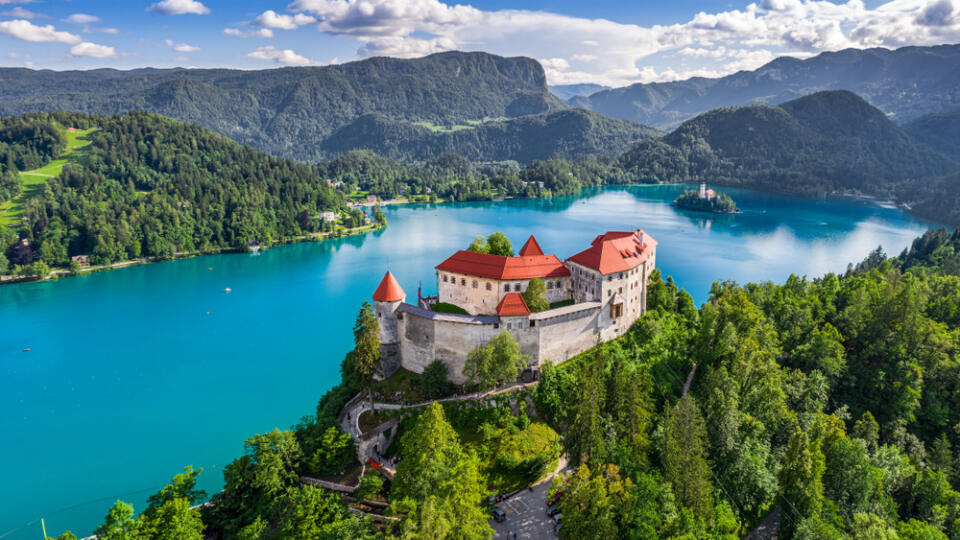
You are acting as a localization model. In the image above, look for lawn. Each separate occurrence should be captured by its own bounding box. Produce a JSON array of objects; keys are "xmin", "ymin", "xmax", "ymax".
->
[
  {"xmin": 431, "ymin": 302, "xmax": 469, "ymax": 315},
  {"xmin": 0, "ymin": 127, "xmax": 95, "ymax": 227}
]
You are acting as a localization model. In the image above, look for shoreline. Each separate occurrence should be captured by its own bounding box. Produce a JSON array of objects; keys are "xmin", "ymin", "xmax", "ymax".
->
[{"xmin": 0, "ymin": 223, "xmax": 383, "ymax": 286}]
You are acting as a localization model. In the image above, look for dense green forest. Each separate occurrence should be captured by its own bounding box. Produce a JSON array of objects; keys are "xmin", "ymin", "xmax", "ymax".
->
[
  {"xmin": 1, "ymin": 112, "xmax": 347, "ymax": 276},
  {"xmin": 318, "ymin": 108, "xmax": 659, "ymax": 162},
  {"xmin": 904, "ymin": 110, "xmax": 960, "ymax": 163},
  {"xmin": 43, "ymin": 227, "xmax": 960, "ymax": 540}
]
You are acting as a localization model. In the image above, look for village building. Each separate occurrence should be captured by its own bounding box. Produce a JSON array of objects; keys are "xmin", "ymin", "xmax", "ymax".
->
[{"xmin": 373, "ymin": 228, "xmax": 657, "ymax": 383}]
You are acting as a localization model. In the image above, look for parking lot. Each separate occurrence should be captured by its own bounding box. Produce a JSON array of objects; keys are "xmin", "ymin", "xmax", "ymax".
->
[{"xmin": 490, "ymin": 478, "xmax": 558, "ymax": 540}]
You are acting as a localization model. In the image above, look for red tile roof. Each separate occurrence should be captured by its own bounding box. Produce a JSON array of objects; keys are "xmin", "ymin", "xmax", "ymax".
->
[
  {"xmin": 497, "ymin": 293, "xmax": 530, "ymax": 316},
  {"xmin": 566, "ymin": 229, "xmax": 657, "ymax": 275},
  {"xmin": 518, "ymin": 235, "xmax": 544, "ymax": 256},
  {"xmin": 373, "ymin": 271, "xmax": 406, "ymax": 302},
  {"xmin": 435, "ymin": 250, "xmax": 570, "ymax": 280}
]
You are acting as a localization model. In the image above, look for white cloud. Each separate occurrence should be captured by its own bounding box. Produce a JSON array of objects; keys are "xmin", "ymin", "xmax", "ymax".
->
[
  {"xmin": 64, "ymin": 14, "xmax": 99, "ymax": 24},
  {"xmin": 224, "ymin": 27, "xmax": 274, "ymax": 38},
  {"xmin": 0, "ymin": 19, "xmax": 81, "ymax": 43},
  {"xmin": 285, "ymin": 0, "xmax": 960, "ymax": 86},
  {"xmin": 1, "ymin": 7, "xmax": 44, "ymax": 18},
  {"xmin": 247, "ymin": 45, "xmax": 311, "ymax": 65},
  {"xmin": 253, "ymin": 10, "xmax": 316, "ymax": 29},
  {"xmin": 174, "ymin": 43, "xmax": 200, "ymax": 52},
  {"xmin": 69, "ymin": 41, "xmax": 118, "ymax": 58},
  {"xmin": 148, "ymin": 0, "xmax": 210, "ymax": 16}
]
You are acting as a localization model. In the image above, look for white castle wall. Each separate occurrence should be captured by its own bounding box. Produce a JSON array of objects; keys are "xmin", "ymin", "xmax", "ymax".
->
[
  {"xmin": 437, "ymin": 271, "xmax": 572, "ymax": 316},
  {"xmin": 377, "ymin": 244, "xmax": 656, "ymax": 384}
]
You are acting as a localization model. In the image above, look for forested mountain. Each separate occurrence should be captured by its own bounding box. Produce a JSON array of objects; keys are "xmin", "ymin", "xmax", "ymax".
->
[
  {"xmin": 576, "ymin": 43, "xmax": 960, "ymax": 128},
  {"xmin": 904, "ymin": 110, "xmax": 960, "ymax": 162},
  {"xmin": 619, "ymin": 90, "xmax": 957, "ymax": 197},
  {"xmin": 318, "ymin": 108, "xmax": 660, "ymax": 162},
  {"xmin": 0, "ymin": 112, "xmax": 346, "ymax": 274},
  {"xmin": 549, "ymin": 83, "xmax": 611, "ymax": 101},
  {"xmin": 0, "ymin": 52, "xmax": 573, "ymax": 162}
]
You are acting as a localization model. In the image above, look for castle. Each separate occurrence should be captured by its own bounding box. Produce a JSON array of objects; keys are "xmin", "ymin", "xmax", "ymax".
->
[{"xmin": 373, "ymin": 228, "xmax": 657, "ymax": 383}]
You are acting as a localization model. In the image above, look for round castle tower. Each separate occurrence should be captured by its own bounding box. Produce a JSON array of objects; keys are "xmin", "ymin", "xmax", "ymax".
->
[{"xmin": 372, "ymin": 271, "xmax": 405, "ymax": 377}]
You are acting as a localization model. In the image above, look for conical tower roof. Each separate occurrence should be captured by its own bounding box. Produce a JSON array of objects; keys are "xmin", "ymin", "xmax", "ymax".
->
[
  {"xmin": 518, "ymin": 235, "xmax": 544, "ymax": 256},
  {"xmin": 373, "ymin": 271, "xmax": 406, "ymax": 302}
]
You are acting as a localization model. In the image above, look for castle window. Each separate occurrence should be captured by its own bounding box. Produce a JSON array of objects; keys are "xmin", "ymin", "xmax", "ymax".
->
[
  {"xmin": 472, "ymin": 280, "xmax": 478, "ymax": 288},
  {"xmin": 547, "ymin": 282, "xmax": 553, "ymax": 290},
  {"xmin": 514, "ymin": 284, "xmax": 521, "ymax": 292},
  {"xmin": 486, "ymin": 282, "xmax": 492, "ymax": 291},
  {"xmin": 556, "ymin": 281, "xmax": 561, "ymax": 289},
  {"xmin": 504, "ymin": 284, "xmax": 510, "ymax": 292},
  {"xmin": 494, "ymin": 323, "xmax": 500, "ymax": 329},
  {"xmin": 461, "ymin": 278, "xmax": 466, "ymax": 286},
  {"xmin": 619, "ymin": 287, "xmax": 623, "ymax": 294},
  {"xmin": 608, "ymin": 290, "xmax": 612, "ymax": 297},
  {"xmin": 530, "ymin": 320, "xmax": 536, "ymax": 328},
  {"xmin": 611, "ymin": 303, "xmax": 623, "ymax": 318},
  {"xmin": 443, "ymin": 275, "xmax": 448, "ymax": 282},
  {"xmin": 608, "ymin": 276, "xmax": 613, "ymax": 282}
]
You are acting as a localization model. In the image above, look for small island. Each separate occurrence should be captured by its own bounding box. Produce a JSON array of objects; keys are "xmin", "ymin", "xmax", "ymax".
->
[{"xmin": 674, "ymin": 184, "xmax": 740, "ymax": 213}]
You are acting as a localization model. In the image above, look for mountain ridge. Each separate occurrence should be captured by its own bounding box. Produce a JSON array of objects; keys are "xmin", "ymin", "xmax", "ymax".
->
[
  {"xmin": 0, "ymin": 51, "xmax": 580, "ymax": 162},
  {"xmin": 576, "ymin": 43, "xmax": 960, "ymax": 128}
]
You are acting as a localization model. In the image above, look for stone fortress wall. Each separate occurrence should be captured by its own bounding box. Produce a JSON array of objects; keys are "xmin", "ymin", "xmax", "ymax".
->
[{"xmin": 374, "ymin": 229, "xmax": 657, "ymax": 384}]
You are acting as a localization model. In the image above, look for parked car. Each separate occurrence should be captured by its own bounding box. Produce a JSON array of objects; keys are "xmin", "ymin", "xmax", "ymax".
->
[
  {"xmin": 491, "ymin": 506, "xmax": 507, "ymax": 523},
  {"xmin": 546, "ymin": 503, "xmax": 560, "ymax": 516}
]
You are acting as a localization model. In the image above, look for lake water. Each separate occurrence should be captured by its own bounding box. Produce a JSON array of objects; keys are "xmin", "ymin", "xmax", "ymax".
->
[{"xmin": 0, "ymin": 184, "xmax": 941, "ymax": 539}]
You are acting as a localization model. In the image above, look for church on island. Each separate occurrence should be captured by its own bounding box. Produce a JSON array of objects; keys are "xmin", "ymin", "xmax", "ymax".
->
[{"xmin": 373, "ymin": 228, "xmax": 657, "ymax": 383}]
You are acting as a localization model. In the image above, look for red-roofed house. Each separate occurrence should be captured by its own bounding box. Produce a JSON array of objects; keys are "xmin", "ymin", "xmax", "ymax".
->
[
  {"xmin": 435, "ymin": 236, "xmax": 571, "ymax": 315},
  {"xmin": 566, "ymin": 229, "xmax": 657, "ymax": 322},
  {"xmin": 496, "ymin": 293, "xmax": 531, "ymax": 317}
]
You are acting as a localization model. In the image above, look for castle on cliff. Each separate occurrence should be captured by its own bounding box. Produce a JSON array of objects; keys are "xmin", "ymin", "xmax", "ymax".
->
[{"xmin": 373, "ymin": 228, "xmax": 657, "ymax": 383}]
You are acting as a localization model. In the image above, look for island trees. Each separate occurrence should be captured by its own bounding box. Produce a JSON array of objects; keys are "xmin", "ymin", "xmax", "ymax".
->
[
  {"xmin": 391, "ymin": 402, "xmax": 492, "ymax": 539},
  {"xmin": 463, "ymin": 331, "xmax": 529, "ymax": 390}
]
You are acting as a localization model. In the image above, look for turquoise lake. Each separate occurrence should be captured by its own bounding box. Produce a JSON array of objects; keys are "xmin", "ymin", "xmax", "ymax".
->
[{"xmin": 0, "ymin": 184, "xmax": 942, "ymax": 539}]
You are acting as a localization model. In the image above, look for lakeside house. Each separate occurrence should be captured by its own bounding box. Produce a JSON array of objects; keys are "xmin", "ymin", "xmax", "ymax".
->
[{"xmin": 373, "ymin": 229, "xmax": 657, "ymax": 383}]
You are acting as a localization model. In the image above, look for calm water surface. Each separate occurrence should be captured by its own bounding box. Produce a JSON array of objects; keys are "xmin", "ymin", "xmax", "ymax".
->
[{"xmin": 0, "ymin": 185, "xmax": 940, "ymax": 539}]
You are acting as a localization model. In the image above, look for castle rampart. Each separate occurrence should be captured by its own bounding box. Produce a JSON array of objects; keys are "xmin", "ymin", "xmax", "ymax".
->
[{"xmin": 373, "ymin": 229, "xmax": 657, "ymax": 384}]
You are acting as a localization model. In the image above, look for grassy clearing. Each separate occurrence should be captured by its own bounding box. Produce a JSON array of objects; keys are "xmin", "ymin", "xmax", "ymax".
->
[
  {"xmin": 413, "ymin": 117, "xmax": 505, "ymax": 133},
  {"xmin": 372, "ymin": 368, "xmax": 425, "ymax": 404},
  {"xmin": 0, "ymin": 127, "xmax": 95, "ymax": 227},
  {"xmin": 431, "ymin": 302, "xmax": 469, "ymax": 315}
]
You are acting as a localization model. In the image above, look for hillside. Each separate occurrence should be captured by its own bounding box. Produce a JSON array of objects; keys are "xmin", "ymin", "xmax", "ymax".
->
[
  {"xmin": 318, "ymin": 108, "xmax": 661, "ymax": 163},
  {"xmin": 0, "ymin": 52, "xmax": 570, "ymax": 162},
  {"xmin": 619, "ymin": 90, "xmax": 957, "ymax": 198},
  {"xmin": 0, "ymin": 112, "xmax": 348, "ymax": 274},
  {"xmin": 549, "ymin": 83, "xmax": 611, "ymax": 101},
  {"xmin": 903, "ymin": 109, "xmax": 960, "ymax": 162},
  {"xmin": 577, "ymin": 43, "xmax": 960, "ymax": 128}
]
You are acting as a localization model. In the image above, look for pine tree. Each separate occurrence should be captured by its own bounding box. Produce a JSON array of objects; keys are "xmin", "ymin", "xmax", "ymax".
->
[
  {"xmin": 391, "ymin": 403, "xmax": 492, "ymax": 540},
  {"xmin": 662, "ymin": 394, "xmax": 714, "ymax": 522},
  {"xmin": 352, "ymin": 301, "xmax": 381, "ymax": 408},
  {"xmin": 778, "ymin": 428, "xmax": 825, "ymax": 540}
]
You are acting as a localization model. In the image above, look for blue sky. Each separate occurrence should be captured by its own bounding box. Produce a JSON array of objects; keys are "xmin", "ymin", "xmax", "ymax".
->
[{"xmin": 1, "ymin": 0, "xmax": 958, "ymax": 86}]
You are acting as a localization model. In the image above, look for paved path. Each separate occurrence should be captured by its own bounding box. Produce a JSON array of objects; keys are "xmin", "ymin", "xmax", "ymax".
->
[
  {"xmin": 339, "ymin": 382, "xmax": 538, "ymax": 461},
  {"xmin": 491, "ymin": 457, "xmax": 568, "ymax": 540}
]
